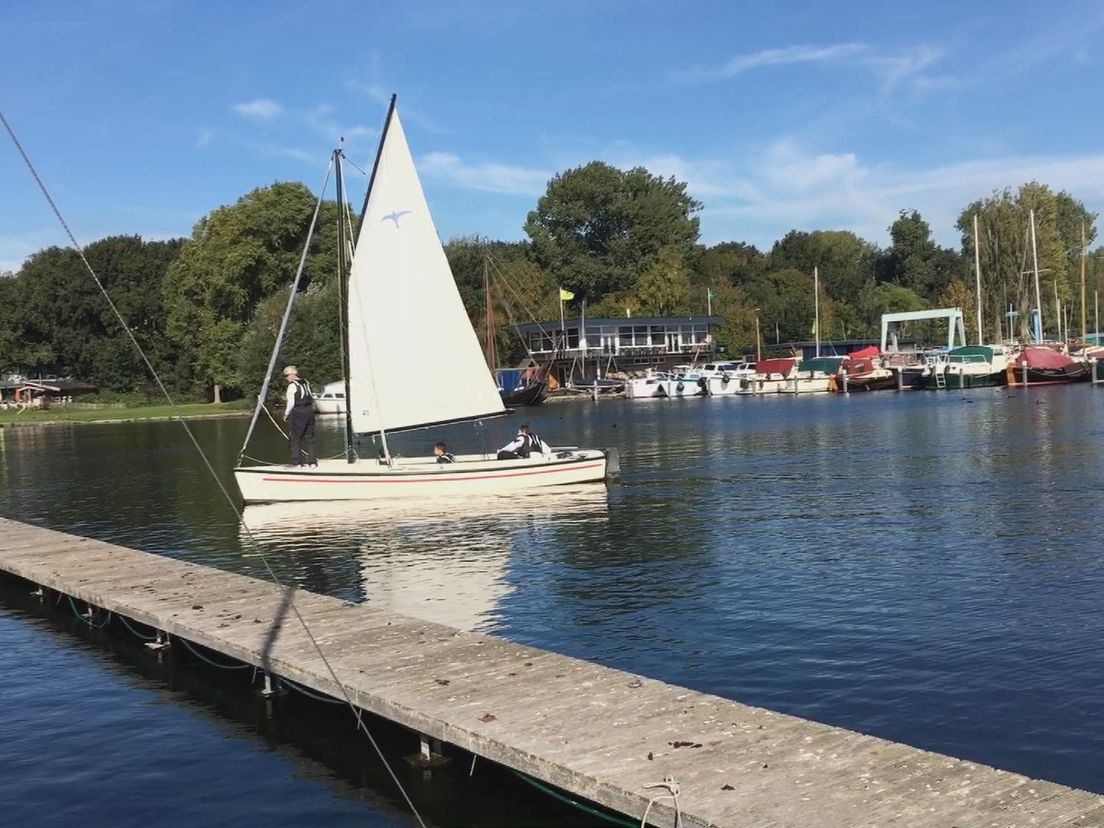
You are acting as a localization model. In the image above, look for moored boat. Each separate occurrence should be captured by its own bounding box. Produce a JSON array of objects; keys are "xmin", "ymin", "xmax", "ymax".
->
[
  {"xmin": 1008, "ymin": 346, "xmax": 1091, "ymax": 386},
  {"xmin": 923, "ymin": 345, "xmax": 1009, "ymax": 389}
]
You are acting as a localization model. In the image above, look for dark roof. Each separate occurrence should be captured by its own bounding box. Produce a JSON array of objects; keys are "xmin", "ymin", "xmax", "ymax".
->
[
  {"xmin": 790, "ymin": 338, "xmax": 918, "ymax": 347},
  {"xmin": 21, "ymin": 378, "xmax": 98, "ymax": 393},
  {"xmin": 513, "ymin": 316, "xmax": 723, "ymax": 334}
]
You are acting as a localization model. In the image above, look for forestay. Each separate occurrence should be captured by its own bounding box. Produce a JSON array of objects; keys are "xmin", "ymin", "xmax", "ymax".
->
[{"xmin": 346, "ymin": 108, "xmax": 505, "ymax": 435}]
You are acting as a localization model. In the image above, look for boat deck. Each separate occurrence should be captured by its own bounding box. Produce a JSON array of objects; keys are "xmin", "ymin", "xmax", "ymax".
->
[{"xmin": 1, "ymin": 517, "xmax": 1102, "ymax": 827}]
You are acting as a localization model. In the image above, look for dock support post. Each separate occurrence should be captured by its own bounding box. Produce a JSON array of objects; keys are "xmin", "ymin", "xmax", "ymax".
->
[
  {"xmin": 261, "ymin": 671, "xmax": 277, "ymax": 697},
  {"xmin": 1093, "ymin": 359, "xmax": 1100, "ymax": 385},
  {"xmin": 1022, "ymin": 362, "xmax": 1029, "ymax": 388},
  {"xmin": 30, "ymin": 585, "xmax": 45, "ymax": 602},
  {"xmin": 842, "ymin": 373, "xmax": 849, "ymax": 394},
  {"xmin": 895, "ymin": 367, "xmax": 903, "ymax": 391},
  {"xmin": 792, "ymin": 375, "xmax": 799, "ymax": 394},
  {"xmin": 406, "ymin": 733, "xmax": 451, "ymax": 773},
  {"xmin": 144, "ymin": 630, "xmax": 170, "ymax": 652}
]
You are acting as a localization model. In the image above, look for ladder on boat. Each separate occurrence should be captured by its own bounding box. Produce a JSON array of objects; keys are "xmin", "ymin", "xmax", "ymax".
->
[{"xmin": 934, "ymin": 371, "xmax": 947, "ymax": 390}]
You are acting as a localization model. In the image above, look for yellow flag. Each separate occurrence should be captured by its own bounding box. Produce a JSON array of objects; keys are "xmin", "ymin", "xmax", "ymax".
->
[{"xmin": 559, "ymin": 287, "xmax": 575, "ymax": 301}]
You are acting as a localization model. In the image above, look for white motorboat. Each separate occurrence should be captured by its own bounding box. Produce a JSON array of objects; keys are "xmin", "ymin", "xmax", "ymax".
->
[
  {"xmin": 234, "ymin": 98, "xmax": 610, "ymax": 502},
  {"xmin": 701, "ymin": 361, "xmax": 756, "ymax": 396},
  {"xmin": 313, "ymin": 380, "xmax": 347, "ymax": 414},
  {"xmin": 655, "ymin": 364, "xmax": 708, "ymax": 398}
]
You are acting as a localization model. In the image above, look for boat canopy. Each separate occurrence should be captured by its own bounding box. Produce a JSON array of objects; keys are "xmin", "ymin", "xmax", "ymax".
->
[
  {"xmin": 799, "ymin": 356, "xmax": 845, "ymax": 374},
  {"xmin": 948, "ymin": 345, "xmax": 994, "ymax": 363},
  {"xmin": 1014, "ymin": 346, "xmax": 1074, "ymax": 369},
  {"xmin": 755, "ymin": 358, "xmax": 797, "ymax": 377},
  {"xmin": 847, "ymin": 345, "xmax": 879, "ymax": 360}
]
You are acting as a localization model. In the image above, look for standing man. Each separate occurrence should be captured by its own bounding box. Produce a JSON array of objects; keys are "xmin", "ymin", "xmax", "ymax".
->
[{"xmin": 282, "ymin": 365, "xmax": 316, "ymax": 467}]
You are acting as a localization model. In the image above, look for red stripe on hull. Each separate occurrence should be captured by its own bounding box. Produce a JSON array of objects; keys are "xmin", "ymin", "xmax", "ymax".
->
[{"xmin": 259, "ymin": 461, "xmax": 606, "ymax": 484}]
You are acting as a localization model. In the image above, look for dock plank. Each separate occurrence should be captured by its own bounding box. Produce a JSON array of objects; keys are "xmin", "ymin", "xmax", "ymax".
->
[{"xmin": 1, "ymin": 516, "xmax": 1101, "ymax": 828}]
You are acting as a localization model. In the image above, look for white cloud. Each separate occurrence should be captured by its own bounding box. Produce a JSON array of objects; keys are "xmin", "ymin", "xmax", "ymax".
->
[
  {"xmin": 679, "ymin": 43, "xmax": 867, "ymax": 82},
  {"xmin": 596, "ymin": 140, "xmax": 1104, "ymax": 251},
  {"xmin": 864, "ymin": 45, "xmax": 947, "ymax": 95},
  {"xmin": 196, "ymin": 128, "xmax": 214, "ymax": 149},
  {"xmin": 419, "ymin": 152, "xmax": 550, "ymax": 196},
  {"xmin": 232, "ymin": 98, "xmax": 283, "ymax": 120}
]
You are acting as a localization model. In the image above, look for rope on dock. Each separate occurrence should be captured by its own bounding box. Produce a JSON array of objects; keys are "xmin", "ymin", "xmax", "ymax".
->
[
  {"xmin": 280, "ymin": 676, "xmax": 346, "ymax": 705},
  {"xmin": 176, "ymin": 636, "xmax": 251, "ymax": 670},
  {"xmin": 115, "ymin": 613, "xmax": 158, "ymax": 641},
  {"xmin": 67, "ymin": 596, "xmax": 111, "ymax": 629},
  {"xmin": 511, "ymin": 770, "xmax": 637, "ymax": 827},
  {"xmin": 641, "ymin": 777, "xmax": 683, "ymax": 828}
]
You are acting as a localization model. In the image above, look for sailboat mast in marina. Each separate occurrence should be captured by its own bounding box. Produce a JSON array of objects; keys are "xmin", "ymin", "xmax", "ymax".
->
[{"xmin": 234, "ymin": 96, "xmax": 611, "ymax": 503}]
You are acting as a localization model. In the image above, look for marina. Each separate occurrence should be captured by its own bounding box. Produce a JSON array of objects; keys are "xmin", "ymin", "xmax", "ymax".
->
[
  {"xmin": 3, "ymin": 515, "xmax": 1104, "ymax": 827},
  {"xmin": 4, "ymin": 391, "xmax": 1104, "ymax": 825}
]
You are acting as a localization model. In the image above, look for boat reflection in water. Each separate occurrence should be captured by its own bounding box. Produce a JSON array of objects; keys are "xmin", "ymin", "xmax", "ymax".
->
[{"xmin": 238, "ymin": 486, "xmax": 609, "ymax": 633}]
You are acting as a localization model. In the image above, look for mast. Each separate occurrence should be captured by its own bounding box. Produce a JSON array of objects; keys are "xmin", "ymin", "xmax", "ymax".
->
[
  {"xmin": 1081, "ymin": 220, "xmax": 1088, "ymax": 341},
  {"xmin": 483, "ymin": 257, "xmax": 496, "ymax": 374},
  {"xmin": 973, "ymin": 214, "xmax": 983, "ymax": 345},
  {"xmin": 335, "ymin": 149, "xmax": 356, "ymax": 462},
  {"xmin": 1030, "ymin": 208, "xmax": 1043, "ymax": 342},
  {"xmin": 813, "ymin": 266, "xmax": 820, "ymax": 358}
]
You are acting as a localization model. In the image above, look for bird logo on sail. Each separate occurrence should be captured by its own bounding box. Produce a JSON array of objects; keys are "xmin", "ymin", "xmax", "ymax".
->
[{"xmin": 382, "ymin": 210, "xmax": 411, "ymax": 228}]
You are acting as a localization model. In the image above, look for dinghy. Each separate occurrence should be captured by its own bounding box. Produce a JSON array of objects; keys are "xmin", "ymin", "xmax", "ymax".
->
[{"xmin": 234, "ymin": 97, "xmax": 611, "ymax": 503}]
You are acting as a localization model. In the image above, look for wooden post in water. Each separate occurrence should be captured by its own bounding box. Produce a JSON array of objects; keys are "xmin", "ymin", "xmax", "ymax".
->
[
  {"xmin": 1022, "ymin": 361, "xmax": 1029, "ymax": 388},
  {"xmin": 841, "ymin": 371, "xmax": 849, "ymax": 394},
  {"xmin": 895, "ymin": 367, "xmax": 903, "ymax": 391}
]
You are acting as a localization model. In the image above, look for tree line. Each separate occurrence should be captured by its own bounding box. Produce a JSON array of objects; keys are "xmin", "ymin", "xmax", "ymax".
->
[{"xmin": 0, "ymin": 161, "xmax": 1099, "ymax": 400}]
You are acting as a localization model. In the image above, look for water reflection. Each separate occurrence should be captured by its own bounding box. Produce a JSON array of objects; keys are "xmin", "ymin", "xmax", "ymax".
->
[{"xmin": 239, "ymin": 486, "xmax": 609, "ymax": 633}]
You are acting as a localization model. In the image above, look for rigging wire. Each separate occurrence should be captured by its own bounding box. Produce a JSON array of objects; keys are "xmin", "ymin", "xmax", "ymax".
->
[{"xmin": 1, "ymin": 109, "xmax": 427, "ymax": 828}]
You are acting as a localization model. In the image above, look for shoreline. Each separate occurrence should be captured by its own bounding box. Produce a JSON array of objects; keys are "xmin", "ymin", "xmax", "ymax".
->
[{"xmin": 0, "ymin": 405, "xmax": 253, "ymax": 428}]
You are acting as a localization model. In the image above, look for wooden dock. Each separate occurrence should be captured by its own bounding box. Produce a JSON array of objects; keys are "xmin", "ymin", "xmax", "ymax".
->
[{"xmin": 1, "ymin": 516, "xmax": 1102, "ymax": 828}]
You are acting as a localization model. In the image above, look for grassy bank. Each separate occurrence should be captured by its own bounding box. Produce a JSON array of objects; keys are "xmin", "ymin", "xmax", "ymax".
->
[{"xmin": 0, "ymin": 401, "xmax": 253, "ymax": 426}]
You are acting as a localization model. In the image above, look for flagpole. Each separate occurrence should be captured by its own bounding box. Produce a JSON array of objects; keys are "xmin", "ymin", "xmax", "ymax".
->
[
  {"xmin": 559, "ymin": 293, "xmax": 566, "ymax": 352},
  {"xmin": 707, "ymin": 287, "xmax": 712, "ymax": 316}
]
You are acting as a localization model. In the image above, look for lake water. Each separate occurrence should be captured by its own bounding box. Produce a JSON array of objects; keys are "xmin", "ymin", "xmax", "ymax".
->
[{"xmin": 3, "ymin": 387, "xmax": 1104, "ymax": 825}]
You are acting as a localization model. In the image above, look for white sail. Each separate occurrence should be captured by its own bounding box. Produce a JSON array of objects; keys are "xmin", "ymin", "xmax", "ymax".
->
[{"xmin": 347, "ymin": 107, "xmax": 505, "ymax": 434}]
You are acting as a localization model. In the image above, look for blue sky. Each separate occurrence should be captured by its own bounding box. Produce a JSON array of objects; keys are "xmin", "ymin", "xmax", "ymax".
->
[{"xmin": 3, "ymin": 0, "xmax": 1103, "ymax": 273}]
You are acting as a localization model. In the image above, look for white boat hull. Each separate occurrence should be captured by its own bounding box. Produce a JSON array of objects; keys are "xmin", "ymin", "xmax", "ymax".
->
[
  {"xmin": 657, "ymin": 378, "xmax": 706, "ymax": 398},
  {"xmin": 625, "ymin": 377, "xmax": 662, "ymax": 399},
  {"xmin": 706, "ymin": 375, "xmax": 753, "ymax": 396},
  {"xmin": 234, "ymin": 450, "xmax": 610, "ymax": 503}
]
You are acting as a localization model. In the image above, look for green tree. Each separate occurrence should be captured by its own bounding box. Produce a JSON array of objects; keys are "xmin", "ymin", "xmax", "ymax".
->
[
  {"xmin": 164, "ymin": 183, "xmax": 339, "ymax": 400},
  {"xmin": 444, "ymin": 236, "xmax": 558, "ymax": 364},
  {"xmin": 956, "ymin": 182, "xmax": 1093, "ymax": 341},
  {"xmin": 638, "ymin": 246, "xmax": 691, "ymax": 315},
  {"xmin": 695, "ymin": 241, "xmax": 766, "ymax": 289},
  {"xmin": 857, "ymin": 282, "xmax": 927, "ymax": 337},
  {"xmin": 769, "ymin": 229, "xmax": 879, "ymax": 304},
  {"xmin": 8, "ymin": 236, "xmax": 183, "ymax": 390},
  {"xmin": 524, "ymin": 161, "xmax": 701, "ymax": 302},
  {"xmin": 878, "ymin": 210, "xmax": 964, "ymax": 297}
]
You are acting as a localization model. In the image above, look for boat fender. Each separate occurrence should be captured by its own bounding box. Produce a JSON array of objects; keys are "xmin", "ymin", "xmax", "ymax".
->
[
  {"xmin": 696, "ymin": 377, "xmax": 707, "ymax": 390},
  {"xmin": 721, "ymin": 372, "xmax": 730, "ymax": 383},
  {"xmin": 676, "ymin": 381, "xmax": 685, "ymax": 393}
]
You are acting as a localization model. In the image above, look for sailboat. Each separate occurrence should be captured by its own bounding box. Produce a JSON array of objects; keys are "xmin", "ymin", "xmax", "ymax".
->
[
  {"xmin": 483, "ymin": 259, "xmax": 548, "ymax": 407},
  {"xmin": 233, "ymin": 97, "xmax": 611, "ymax": 503}
]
